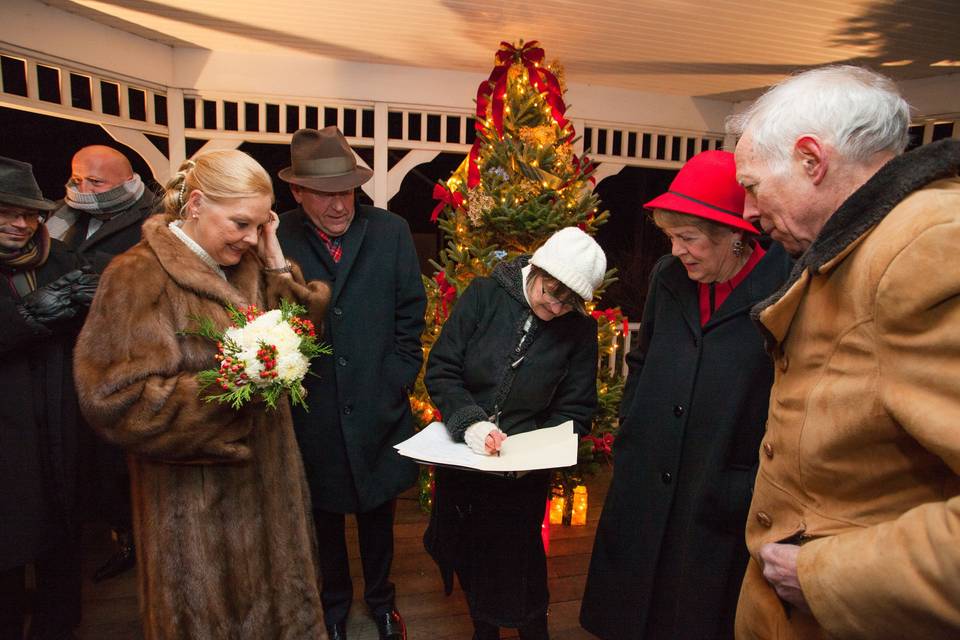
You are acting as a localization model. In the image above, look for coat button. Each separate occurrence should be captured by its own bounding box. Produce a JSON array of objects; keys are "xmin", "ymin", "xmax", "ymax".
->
[
  {"xmin": 337, "ymin": 356, "xmax": 347, "ymax": 366},
  {"xmin": 333, "ymin": 307, "xmax": 343, "ymax": 317},
  {"xmin": 779, "ymin": 354, "xmax": 789, "ymax": 373},
  {"xmin": 661, "ymin": 472, "xmax": 672, "ymax": 484},
  {"xmin": 756, "ymin": 511, "xmax": 773, "ymax": 528},
  {"xmin": 673, "ymin": 405, "xmax": 684, "ymax": 417},
  {"xmin": 343, "ymin": 405, "xmax": 352, "ymax": 415},
  {"xmin": 763, "ymin": 442, "xmax": 774, "ymax": 459}
]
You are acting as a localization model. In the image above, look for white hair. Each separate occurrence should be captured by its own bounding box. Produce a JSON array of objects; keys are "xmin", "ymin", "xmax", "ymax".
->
[{"xmin": 727, "ymin": 65, "xmax": 911, "ymax": 171}]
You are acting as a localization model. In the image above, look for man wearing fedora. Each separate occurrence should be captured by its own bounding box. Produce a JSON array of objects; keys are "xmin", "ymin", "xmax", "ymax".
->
[
  {"xmin": 277, "ymin": 127, "xmax": 426, "ymax": 640},
  {"xmin": 0, "ymin": 156, "xmax": 99, "ymax": 639}
]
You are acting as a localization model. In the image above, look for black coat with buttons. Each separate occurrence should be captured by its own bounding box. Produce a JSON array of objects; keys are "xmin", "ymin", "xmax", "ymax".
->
[
  {"xmin": 277, "ymin": 205, "xmax": 426, "ymax": 513},
  {"xmin": 580, "ymin": 243, "xmax": 792, "ymax": 640}
]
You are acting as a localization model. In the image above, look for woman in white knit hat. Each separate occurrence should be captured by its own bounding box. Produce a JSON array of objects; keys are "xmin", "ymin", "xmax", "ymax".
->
[{"xmin": 424, "ymin": 226, "xmax": 606, "ymax": 640}]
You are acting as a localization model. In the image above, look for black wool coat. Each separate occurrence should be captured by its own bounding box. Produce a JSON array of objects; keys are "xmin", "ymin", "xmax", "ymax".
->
[
  {"xmin": 53, "ymin": 190, "xmax": 156, "ymax": 523},
  {"xmin": 277, "ymin": 205, "xmax": 426, "ymax": 513},
  {"xmin": 425, "ymin": 256, "xmax": 599, "ymax": 440},
  {"xmin": 580, "ymin": 244, "xmax": 792, "ymax": 640},
  {"xmin": 0, "ymin": 240, "xmax": 84, "ymax": 571},
  {"xmin": 424, "ymin": 257, "xmax": 598, "ymax": 627}
]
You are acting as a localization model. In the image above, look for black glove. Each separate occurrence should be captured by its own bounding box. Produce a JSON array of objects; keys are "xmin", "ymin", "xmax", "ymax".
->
[
  {"xmin": 17, "ymin": 269, "xmax": 89, "ymax": 327},
  {"xmin": 69, "ymin": 271, "xmax": 100, "ymax": 306}
]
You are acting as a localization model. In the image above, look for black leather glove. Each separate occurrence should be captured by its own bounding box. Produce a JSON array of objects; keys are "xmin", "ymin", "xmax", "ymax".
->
[
  {"xmin": 69, "ymin": 271, "xmax": 100, "ymax": 306},
  {"xmin": 17, "ymin": 269, "xmax": 88, "ymax": 327}
]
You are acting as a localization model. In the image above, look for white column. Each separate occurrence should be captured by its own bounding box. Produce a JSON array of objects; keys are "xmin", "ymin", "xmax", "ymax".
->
[
  {"xmin": 167, "ymin": 87, "xmax": 186, "ymax": 171},
  {"xmin": 373, "ymin": 102, "xmax": 389, "ymax": 208}
]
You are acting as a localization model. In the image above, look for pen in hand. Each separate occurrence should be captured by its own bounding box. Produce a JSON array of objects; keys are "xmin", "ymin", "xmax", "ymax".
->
[{"xmin": 485, "ymin": 429, "xmax": 508, "ymax": 456}]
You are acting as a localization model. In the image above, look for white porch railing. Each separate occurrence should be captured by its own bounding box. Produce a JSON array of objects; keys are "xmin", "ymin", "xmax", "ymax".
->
[
  {"xmin": 4, "ymin": 43, "xmax": 957, "ymax": 209},
  {"xmin": 601, "ymin": 321, "xmax": 641, "ymax": 377}
]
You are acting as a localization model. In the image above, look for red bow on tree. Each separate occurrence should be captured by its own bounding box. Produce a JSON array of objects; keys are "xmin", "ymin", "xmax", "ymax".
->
[
  {"xmin": 469, "ymin": 41, "xmax": 572, "ymax": 189},
  {"xmin": 583, "ymin": 433, "xmax": 614, "ymax": 458},
  {"xmin": 431, "ymin": 183, "xmax": 465, "ymax": 222},
  {"xmin": 435, "ymin": 271, "xmax": 458, "ymax": 319},
  {"xmin": 591, "ymin": 308, "xmax": 629, "ymax": 336},
  {"xmin": 475, "ymin": 41, "xmax": 569, "ymax": 139}
]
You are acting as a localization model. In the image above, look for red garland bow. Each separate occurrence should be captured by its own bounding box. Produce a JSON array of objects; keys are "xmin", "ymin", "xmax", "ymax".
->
[
  {"xmin": 590, "ymin": 308, "xmax": 629, "ymax": 336},
  {"xmin": 431, "ymin": 183, "xmax": 465, "ymax": 222},
  {"xmin": 467, "ymin": 143, "xmax": 481, "ymax": 188},
  {"xmin": 476, "ymin": 41, "xmax": 570, "ymax": 140},
  {"xmin": 591, "ymin": 308, "xmax": 618, "ymax": 323},
  {"xmin": 470, "ymin": 41, "xmax": 573, "ymax": 188},
  {"xmin": 435, "ymin": 271, "xmax": 457, "ymax": 318}
]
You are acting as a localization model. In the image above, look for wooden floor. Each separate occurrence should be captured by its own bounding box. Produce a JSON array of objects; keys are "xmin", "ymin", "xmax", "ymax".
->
[{"xmin": 77, "ymin": 470, "xmax": 611, "ymax": 639}]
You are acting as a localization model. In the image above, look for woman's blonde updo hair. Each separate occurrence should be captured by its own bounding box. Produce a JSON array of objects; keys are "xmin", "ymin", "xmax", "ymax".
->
[{"xmin": 161, "ymin": 149, "xmax": 274, "ymax": 219}]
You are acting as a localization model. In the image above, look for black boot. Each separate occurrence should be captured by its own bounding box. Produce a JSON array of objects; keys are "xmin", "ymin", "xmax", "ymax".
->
[
  {"xmin": 326, "ymin": 621, "xmax": 347, "ymax": 640},
  {"xmin": 93, "ymin": 529, "xmax": 135, "ymax": 582},
  {"xmin": 472, "ymin": 618, "xmax": 499, "ymax": 640},
  {"xmin": 374, "ymin": 609, "xmax": 405, "ymax": 640},
  {"xmin": 518, "ymin": 615, "xmax": 549, "ymax": 640}
]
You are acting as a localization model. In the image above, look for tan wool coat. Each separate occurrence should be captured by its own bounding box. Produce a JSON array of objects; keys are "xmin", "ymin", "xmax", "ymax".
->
[
  {"xmin": 75, "ymin": 215, "xmax": 331, "ymax": 640},
  {"xmin": 736, "ymin": 139, "xmax": 960, "ymax": 639}
]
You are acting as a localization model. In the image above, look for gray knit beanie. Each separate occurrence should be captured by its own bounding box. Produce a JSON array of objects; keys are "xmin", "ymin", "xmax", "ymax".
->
[{"xmin": 529, "ymin": 227, "xmax": 606, "ymax": 301}]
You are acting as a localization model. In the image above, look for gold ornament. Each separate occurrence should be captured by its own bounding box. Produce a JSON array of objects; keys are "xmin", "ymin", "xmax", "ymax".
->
[
  {"xmin": 466, "ymin": 188, "xmax": 495, "ymax": 226},
  {"xmin": 518, "ymin": 178, "xmax": 542, "ymax": 199},
  {"xmin": 519, "ymin": 125, "xmax": 557, "ymax": 148},
  {"xmin": 549, "ymin": 59, "xmax": 567, "ymax": 93},
  {"xmin": 555, "ymin": 143, "xmax": 573, "ymax": 171}
]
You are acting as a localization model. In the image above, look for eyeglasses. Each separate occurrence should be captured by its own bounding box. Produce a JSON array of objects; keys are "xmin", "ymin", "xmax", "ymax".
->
[
  {"xmin": 0, "ymin": 207, "xmax": 47, "ymax": 224},
  {"xmin": 541, "ymin": 282, "xmax": 574, "ymax": 311}
]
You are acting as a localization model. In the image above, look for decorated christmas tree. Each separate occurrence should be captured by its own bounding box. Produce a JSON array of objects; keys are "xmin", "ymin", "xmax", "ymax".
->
[{"xmin": 411, "ymin": 40, "xmax": 628, "ymax": 514}]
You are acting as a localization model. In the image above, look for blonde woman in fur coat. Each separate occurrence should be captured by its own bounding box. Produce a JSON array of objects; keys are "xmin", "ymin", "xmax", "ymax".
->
[{"xmin": 74, "ymin": 150, "xmax": 331, "ymax": 639}]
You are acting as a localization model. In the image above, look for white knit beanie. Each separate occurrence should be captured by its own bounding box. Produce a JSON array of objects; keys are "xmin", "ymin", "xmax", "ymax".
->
[{"xmin": 529, "ymin": 227, "xmax": 607, "ymax": 301}]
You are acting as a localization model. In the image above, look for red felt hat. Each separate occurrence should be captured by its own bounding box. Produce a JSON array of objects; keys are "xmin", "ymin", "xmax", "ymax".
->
[{"xmin": 643, "ymin": 150, "xmax": 757, "ymax": 234}]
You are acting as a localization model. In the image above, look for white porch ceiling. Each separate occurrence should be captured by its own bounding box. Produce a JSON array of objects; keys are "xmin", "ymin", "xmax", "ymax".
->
[{"xmin": 41, "ymin": 0, "xmax": 960, "ymax": 101}]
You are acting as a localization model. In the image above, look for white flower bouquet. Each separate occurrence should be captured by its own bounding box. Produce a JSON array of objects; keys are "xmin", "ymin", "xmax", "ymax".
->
[{"xmin": 184, "ymin": 299, "xmax": 330, "ymax": 410}]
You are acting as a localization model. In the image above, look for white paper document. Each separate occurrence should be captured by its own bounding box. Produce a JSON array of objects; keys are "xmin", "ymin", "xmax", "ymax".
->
[{"xmin": 395, "ymin": 421, "xmax": 578, "ymax": 472}]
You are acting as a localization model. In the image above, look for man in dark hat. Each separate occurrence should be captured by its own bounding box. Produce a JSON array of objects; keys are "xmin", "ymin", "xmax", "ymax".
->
[
  {"xmin": 276, "ymin": 127, "xmax": 426, "ymax": 640},
  {"xmin": 46, "ymin": 144, "xmax": 156, "ymax": 582},
  {"xmin": 0, "ymin": 156, "xmax": 99, "ymax": 639}
]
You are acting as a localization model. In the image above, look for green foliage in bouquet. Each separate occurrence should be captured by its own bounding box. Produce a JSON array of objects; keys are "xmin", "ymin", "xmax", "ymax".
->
[{"xmin": 182, "ymin": 299, "xmax": 331, "ymax": 411}]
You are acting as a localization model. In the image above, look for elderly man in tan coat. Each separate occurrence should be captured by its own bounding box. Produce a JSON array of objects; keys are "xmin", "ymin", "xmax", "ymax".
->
[{"xmin": 729, "ymin": 65, "xmax": 960, "ymax": 639}]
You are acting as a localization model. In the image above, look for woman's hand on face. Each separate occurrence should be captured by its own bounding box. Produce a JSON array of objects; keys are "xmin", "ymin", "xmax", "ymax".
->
[
  {"xmin": 485, "ymin": 429, "xmax": 508, "ymax": 455},
  {"xmin": 258, "ymin": 210, "xmax": 286, "ymax": 268}
]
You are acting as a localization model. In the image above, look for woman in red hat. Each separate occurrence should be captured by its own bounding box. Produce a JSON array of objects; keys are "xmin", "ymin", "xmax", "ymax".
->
[{"xmin": 580, "ymin": 151, "xmax": 793, "ymax": 640}]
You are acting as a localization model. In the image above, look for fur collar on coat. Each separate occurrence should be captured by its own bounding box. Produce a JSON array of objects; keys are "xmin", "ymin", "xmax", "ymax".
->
[{"xmin": 143, "ymin": 214, "xmax": 264, "ymax": 309}]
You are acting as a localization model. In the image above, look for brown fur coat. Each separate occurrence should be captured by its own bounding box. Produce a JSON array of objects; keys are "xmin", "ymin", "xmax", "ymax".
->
[{"xmin": 75, "ymin": 215, "xmax": 331, "ymax": 640}]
